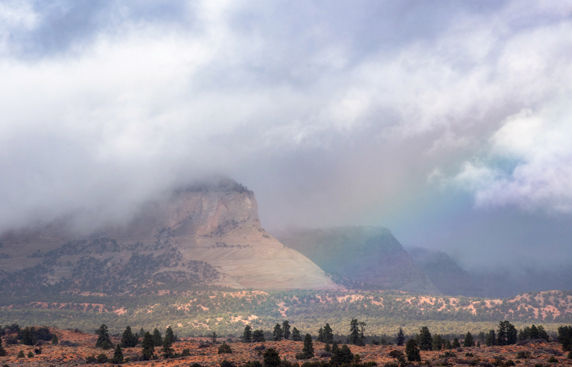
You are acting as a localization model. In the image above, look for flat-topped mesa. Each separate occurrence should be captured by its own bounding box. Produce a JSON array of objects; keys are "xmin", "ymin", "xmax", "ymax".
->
[
  {"xmin": 120, "ymin": 179, "xmax": 261, "ymax": 240},
  {"xmin": 0, "ymin": 178, "xmax": 340, "ymax": 293}
]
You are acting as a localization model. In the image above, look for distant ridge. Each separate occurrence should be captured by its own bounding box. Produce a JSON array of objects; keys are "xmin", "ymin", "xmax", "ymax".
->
[{"xmin": 276, "ymin": 226, "xmax": 440, "ymax": 294}]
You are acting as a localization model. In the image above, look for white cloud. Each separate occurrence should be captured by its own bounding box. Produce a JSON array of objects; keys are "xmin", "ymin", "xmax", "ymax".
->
[{"xmin": 452, "ymin": 100, "xmax": 572, "ymax": 213}]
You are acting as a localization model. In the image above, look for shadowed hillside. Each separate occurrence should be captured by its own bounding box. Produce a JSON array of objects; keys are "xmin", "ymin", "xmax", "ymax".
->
[{"xmin": 276, "ymin": 226, "xmax": 439, "ymax": 294}]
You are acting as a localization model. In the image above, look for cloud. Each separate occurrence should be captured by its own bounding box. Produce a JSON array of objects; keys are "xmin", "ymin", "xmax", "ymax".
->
[
  {"xmin": 1, "ymin": 0, "xmax": 572, "ymax": 236},
  {"xmin": 452, "ymin": 100, "xmax": 572, "ymax": 213}
]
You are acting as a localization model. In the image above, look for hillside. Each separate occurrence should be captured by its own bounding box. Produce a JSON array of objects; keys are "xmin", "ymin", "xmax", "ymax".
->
[
  {"xmin": 1, "ymin": 290, "xmax": 571, "ymax": 337},
  {"xmin": 408, "ymin": 247, "xmax": 481, "ymax": 297},
  {"xmin": 276, "ymin": 226, "xmax": 439, "ymax": 294},
  {"xmin": 0, "ymin": 179, "xmax": 338, "ymax": 295}
]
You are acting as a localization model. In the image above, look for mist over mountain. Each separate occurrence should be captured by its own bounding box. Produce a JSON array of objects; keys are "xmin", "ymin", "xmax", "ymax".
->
[{"xmin": 276, "ymin": 226, "xmax": 439, "ymax": 294}]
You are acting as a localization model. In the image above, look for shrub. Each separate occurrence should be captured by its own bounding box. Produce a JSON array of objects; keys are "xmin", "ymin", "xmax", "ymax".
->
[
  {"xmin": 97, "ymin": 353, "xmax": 108, "ymax": 363},
  {"xmin": 517, "ymin": 351, "xmax": 531, "ymax": 359},
  {"xmin": 221, "ymin": 360, "xmax": 235, "ymax": 367},
  {"xmin": 181, "ymin": 348, "xmax": 191, "ymax": 356},
  {"xmin": 547, "ymin": 356, "xmax": 558, "ymax": 363},
  {"xmin": 86, "ymin": 355, "xmax": 97, "ymax": 363},
  {"xmin": 27, "ymin": 351, "xmax": 34, "ymax": 358},
  {"xmin": 506, "ymin": 360, "xmax": 516, "ymax": 366},
  {"xmin": 17, "ymin": 350, "xmax": 25, "ymax": 358},
  {"xmin": 389, "ymin": 350, "xmax": 404, "ymax": 359},
  {"xmin": 191, "ymin": 364, "xmax": 203, "ymax": 367},
  {"xmin": 218, "ymin": 343, "xmax": 233, "ymax": 354}
]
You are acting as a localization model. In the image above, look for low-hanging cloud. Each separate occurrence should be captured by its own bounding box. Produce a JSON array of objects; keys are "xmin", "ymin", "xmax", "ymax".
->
[{"xmin": 1, "ymin": 0, "xmax": 572, "ymax": 249}]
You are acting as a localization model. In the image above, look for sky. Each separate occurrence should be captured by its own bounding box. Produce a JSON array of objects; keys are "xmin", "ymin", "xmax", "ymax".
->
[{"xmin": 1, "ymin": 0, "xmax": 572, "ymax": 270}]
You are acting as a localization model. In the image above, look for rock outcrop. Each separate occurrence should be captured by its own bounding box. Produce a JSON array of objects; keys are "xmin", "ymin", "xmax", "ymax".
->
[{"xmin": 0, "ymin": 179, "xmax": 338, "ymax": 294}]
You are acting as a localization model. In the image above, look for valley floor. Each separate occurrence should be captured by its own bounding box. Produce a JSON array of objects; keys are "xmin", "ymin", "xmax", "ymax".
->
[{"xmin": 0, "ymin": 328, "xmax": 571, "ymax": 367}]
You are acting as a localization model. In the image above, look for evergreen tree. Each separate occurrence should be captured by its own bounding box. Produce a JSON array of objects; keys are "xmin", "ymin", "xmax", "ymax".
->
[
  {"xmin": 432, "ymin": 334, "xmax": 444, "ymax": 351},
  {"xmin": 21, "ymin": 327, "xmax": 37, "ymax": 346},
  {"xmin": 330, "ymin": 344, "xmax": 353, "ymax": 366},
  {"xmin": 558, "ymin": 326, "xmax": 572, "ymax": 351},
  {"xmin": 317, "ymin": 327, "xmax": 324, "ymax": 342},
  {"xmin": 139, "ymin": 328, "xmax": 146, "ymax": 339},
  {"xmin": 253, "ymin": 330, "xmax": 265, "ymax": 342},
  {"xmin": 51, "ymin": 334, "xmax": 59, "ymax": 345},
  {"xmin": 95, "ymin": 324, "xmax": 113, "ymax": 350},
  {"xmin": 530, "ymin": 325, "xmax": 540, "ymax": 339},
  {"xmin": 111, "ymin": 344, "xmax": 124, "ymax": 364},
  {"xmin": 273, "ymin": 324, "xmax": 283, "ymax": 341},
  {"xmin": 152, "ymin": 328, "xmax": 163, "ymax": 347},
  {"xmin": 406, "ymin": 339, "xmax": 421, "ymax": 362},
  {"xmin": 291, "ymin": 327, "xmax": 301, "ymax": 342},
  {"xmin": 324, "ymin": 323, "xmax": 334, "ymax": 344},
  {"xmin": 419, "ymin": 327, "xmax": 432, "ymax": 351},
  {"xmin": 263, "ymin": 348, "xmax": 281, "ymax": 367},
  {"xmin": 445, "ymin": 339, "xmax": 452, "ymax": 349},
  {"xmin": 121, "ymin": 326, "xmax": 138, "ymax": 348},
  {"xmin": 0, "ymin": 335, "xmax": 6, "ymax": 357},
  {"xmin": 396, "ymin": 327, "xmax": 405, "ymax": 346},
  {"xmin": 349, "ymin": 319, "xmax": 360, "ymax": 345},
  {"xmin": 142, "ymin": 332, "xmax": 155, "ymax": 360},
  {"xmin": 282, "ymin": 321, "xmax": 291, "ymax": 340},
  {"xmin": 497, "ymin": 321, "xmax": 517, "ymax": 345},
  {"xmin": 243, "ymin": 325, "xmax": 252, "ymax": 343},
  {"xmin": 302, "ymin": 334, "xmax": 314, "ymax": 358},
  {"xmin": 537, "ymin": 325, "xmax": 550, "ymax": 341},
  {"xmin": 452, "ymin": 337, "xmax": 461, "ymax": 348},
  {"xmin": 163, "ymin": 327, "xmax": 175, "ymax": 358},
  {"xmin": 486, "ymin": 330, "xmax": 496, "ymax": 346},
  {"xmin": 464, "ymin": 332, "xmax": 475, "ymax": 347},
  {"xmin": 211, "ymin": 331, "xmax": 217, "ymax": 344}
]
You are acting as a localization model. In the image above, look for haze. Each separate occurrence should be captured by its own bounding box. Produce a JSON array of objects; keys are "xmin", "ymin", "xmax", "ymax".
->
[{"xmin": 1, "ymin": 1, "xmax": 572, "ymax": 272}]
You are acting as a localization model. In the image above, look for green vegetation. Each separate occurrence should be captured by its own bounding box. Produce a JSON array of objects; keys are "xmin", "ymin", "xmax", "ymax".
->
[
  {"xmin": 0, "ymin": 289, "xmax": 571, "ymax": 337},
  {"xmin": 95, "ymin": 324, "xmax": 113, "ymax": 349}
]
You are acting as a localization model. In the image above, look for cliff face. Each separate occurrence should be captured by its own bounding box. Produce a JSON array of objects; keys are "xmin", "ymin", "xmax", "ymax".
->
[
  {"xmin": 0, "ymin": 179, "xmax": 338, "ymax": 294},
  {"xmin": 276, "ymin": 226, "xmax": 440, "ymax": 294}
]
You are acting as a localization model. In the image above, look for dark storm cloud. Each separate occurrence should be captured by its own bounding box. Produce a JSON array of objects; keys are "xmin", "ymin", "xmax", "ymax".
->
[{"xmin": 1, "ymin": 0, "xmax": 572, "ymax": 269}]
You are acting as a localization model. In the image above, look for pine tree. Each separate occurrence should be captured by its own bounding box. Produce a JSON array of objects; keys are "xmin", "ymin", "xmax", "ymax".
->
[
  {"xmin": 273, "ymin": 324, "xmax": 283, "ymax": 341},
  {"xmin": 317, "ymin": 327, "xmax": 324, "ymax": 342},
  {"xmin": 142, "ymin": 332, "xmax": 155, "ymax": 360},
  {"xmin": 419, "ymin": 327, "xmax": 432, "ymax": 351},
  {"xmin": 464, "ymin": 332, "xmax": 475, "ymax": 347},
  {"xmin": 486, "ymin": 330, "xmax": 496, "ymax": 346},
  {"xmin": 211, "ymin": 331, "xmax": 217, "ymax": 344},
  {"xmin": 263, "ymin": 348, "xmax": 281, "ymax": 367},
  {"xmin": 406, "ymin": 339, "xmax": 421, "ymax": 362},
  {"xmin": 253, "ymin": 330, "xmax": 265, "ymax": 342},
  {"xmin": 432, "ymin": 334, "xmax": 444, "ymax": 351},
  {"xmin": 163, "ymin": 327, "xmax": 175, "ymax": 358},
  {"xmin": 243, "ymin": 325, "xmax": 252, "ymax": 343},
  {"xmin": 0, "ymin": 335, "xmax": 6, "ymax": 357},
  {"xmin": 396, "ymin": 327, "xmax": 405, "ymax": 346},
  {"xmin": 51, "ymin": 334, "xmax": 59, "ymax": 345},
  {"xmin": 282, "ymin": 321, "xmax": 291, "ymax": 340},
  {"xmin": 349, "ymin": 319, "xmax": 360, "ymax": 345},
  {"xmin": 324, "ymin": 323, "xmax": 334, "ymax": 344},
  {"xmin": 452, "ymin": 337, "xmax": 461, "ymax": 348},
  {"xmin": 121, "ymin": 326, "xmax": 138, "ymax": 348},
  {"xmin": 330, "ymin": 344, "xmax": 353, "ymax": 366},
  {"xmin": 152, "ymin": 328, "xmax": 163, "ymax": 347},
  {"xmin": 302, "ymin": 334, "xmax": 314, "ymax": 358},
  {"xmin": 95, "ymin": 324, "xmax": 113, "ymax": 350},
  {"xmin": 111, "ymin": 344, "xmax": 124, "ymax": 364},
  {"xmin": 139, "ymin": 328, "xmax": 145, "ymax": 339},
  {"xmin": 21, "ymin": 327, "xmax": 37, "ymax": 346},
  {"xmin": 292, "ymin": 327, "xmax": 301, "ymax": 342}
]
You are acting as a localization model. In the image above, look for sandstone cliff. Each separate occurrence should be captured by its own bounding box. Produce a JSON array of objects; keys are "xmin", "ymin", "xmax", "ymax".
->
[{"xmin": 0, "ymin": 179, "xmax": 338, "ymax": 294}]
